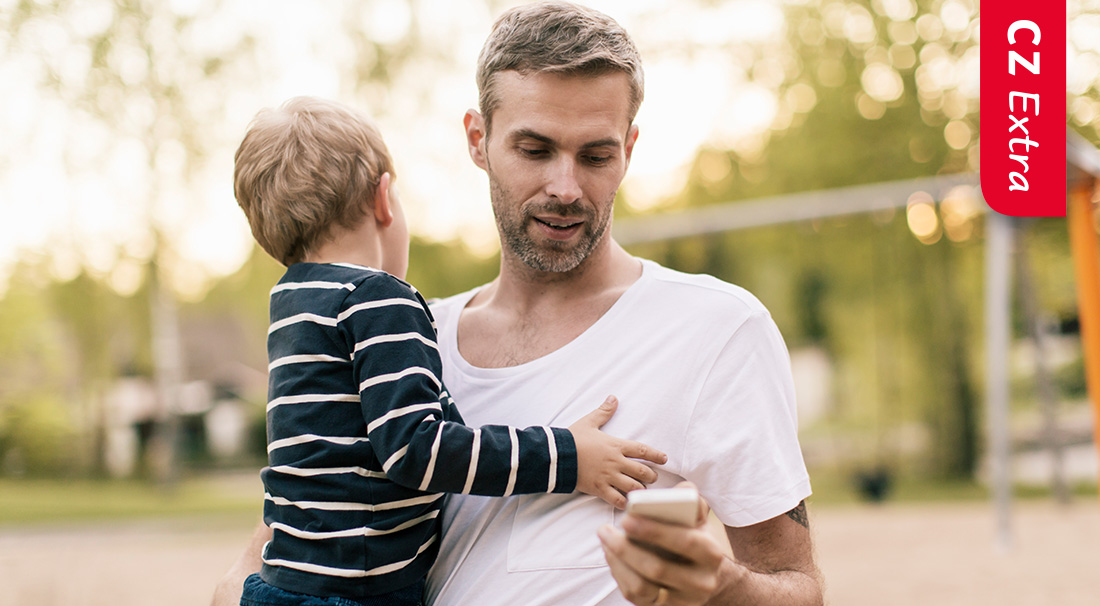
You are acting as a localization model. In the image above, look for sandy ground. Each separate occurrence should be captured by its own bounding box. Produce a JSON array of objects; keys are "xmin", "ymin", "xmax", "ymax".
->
[
  {"xmin": 1, "ymin": 500, "xmax": 1097, "ymax": 605},
  {"xmin": 813, "ymin": 501, "xmax": 1100, "ymax": 605}
]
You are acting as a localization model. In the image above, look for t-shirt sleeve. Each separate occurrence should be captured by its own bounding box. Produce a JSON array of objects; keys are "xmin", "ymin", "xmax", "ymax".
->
[
  {"xmin": 681, "ymin": 311, "xmax": 811, "ymax": 528},
  {"xmin": 339, "ymin": 275, "xmax": 577, "ymax": 496}
]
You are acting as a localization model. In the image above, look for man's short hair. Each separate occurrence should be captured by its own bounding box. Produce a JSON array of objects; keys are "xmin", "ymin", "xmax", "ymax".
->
[
  {"xmin": 476, "ymin": 1, "xmax": 644, "ymax": 132},
  {"xmin": 233, "ymin": 96, "xmax": 395, "ymax": 266}
]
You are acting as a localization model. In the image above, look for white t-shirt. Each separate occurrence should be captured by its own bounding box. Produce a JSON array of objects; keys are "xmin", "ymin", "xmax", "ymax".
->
[{"xmin": 425, "ymin": 258, "xmax": 811, "ymax": 606}]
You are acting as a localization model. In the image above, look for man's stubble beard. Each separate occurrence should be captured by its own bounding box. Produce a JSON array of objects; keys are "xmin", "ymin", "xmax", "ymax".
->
[{"xmin": 488, "ymin": 167, "xmax": 613, "ymax": 274}]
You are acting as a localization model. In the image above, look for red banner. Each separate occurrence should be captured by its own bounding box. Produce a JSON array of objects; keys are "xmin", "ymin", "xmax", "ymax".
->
[{"xmin": 979, "ymin": 2, "xmax": 1067, "ymax": 217}]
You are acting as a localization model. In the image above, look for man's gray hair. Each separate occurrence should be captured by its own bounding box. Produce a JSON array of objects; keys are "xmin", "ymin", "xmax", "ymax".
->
[{"xmin": 476, "ymin": 1, "xmax": 644, "ymax": 132}]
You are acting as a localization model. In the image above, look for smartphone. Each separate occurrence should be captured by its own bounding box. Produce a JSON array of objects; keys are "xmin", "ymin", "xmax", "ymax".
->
[{"xmin": 625, "ymin": 487, "xmax": 699, "ymax": 527}]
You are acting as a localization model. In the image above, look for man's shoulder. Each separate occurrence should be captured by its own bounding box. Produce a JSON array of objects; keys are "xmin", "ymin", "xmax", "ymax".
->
[
  {"xmin": 426, "ymin": 285, "xmax": 483, "ymax": 327},
  {"xmin": 639, "ymin": 259, "xmax": 769, "ymax": 318}
]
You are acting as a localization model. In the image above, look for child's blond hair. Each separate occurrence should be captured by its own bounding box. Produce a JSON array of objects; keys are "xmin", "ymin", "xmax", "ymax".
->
[{"xmin": 233, "ymin": 96, "xmax": 395, "ymax": 266}]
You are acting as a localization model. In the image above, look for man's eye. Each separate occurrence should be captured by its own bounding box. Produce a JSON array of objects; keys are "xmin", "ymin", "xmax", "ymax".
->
[
  {"xmin": 586, "ymin": 155, "xmax": 612, "ymax": 165},
  {"xmin": 520, "ymin": 148, "xmax": 547, "ymax": 158}
]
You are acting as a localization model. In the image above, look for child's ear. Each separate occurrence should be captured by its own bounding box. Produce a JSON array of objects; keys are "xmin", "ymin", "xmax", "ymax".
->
[{"xmin": 372, "ymin": 172, "xmax": 394, "ymax": 227}]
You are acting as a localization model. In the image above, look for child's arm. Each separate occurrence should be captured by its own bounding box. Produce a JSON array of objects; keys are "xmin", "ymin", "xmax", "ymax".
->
[{"xmin": 343, "ymin": 277, "xmax": 665, "ymax": 506}]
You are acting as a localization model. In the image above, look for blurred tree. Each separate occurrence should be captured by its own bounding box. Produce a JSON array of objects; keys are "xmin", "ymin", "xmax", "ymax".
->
[
  {"xmin": 633, "ymin": 0, "xmax": 1097, "ymax": 483},
  {"xmin": 406, "ymin": 236, "xmax": 501, "ymax": 301},
  {"xmin": 2, "ymin": 0, "xmax": 261, "ymax": 482},
  {"xmin": 50, "ymin": 269, "xmax": 154, "ymax": 475},
  {"xmin": 1, "ymin": 0, "xmax": 1092, "ymax": 484},
  {"xmin": 0, "ymin": 0, "xmax": 494, "ymax": 478},
  {"xmin": 0, "ymin": 265, "xmax": 77, "ymax": 475},
  {"xmin": 630, "ymin": 0, "xmax": 1001, "ymax": 480},
  {"xmin": 1067, "ymin": 0, "xmax": 1100, "ymax": 143}
]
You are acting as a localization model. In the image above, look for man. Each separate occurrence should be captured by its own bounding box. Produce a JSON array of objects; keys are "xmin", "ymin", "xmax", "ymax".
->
[{"xmin": 214, "ymin": 3, "xmax": 822, "ymax": 605}]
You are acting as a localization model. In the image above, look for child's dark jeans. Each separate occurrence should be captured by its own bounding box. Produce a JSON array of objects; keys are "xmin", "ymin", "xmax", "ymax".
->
[{"xmin": 241, "ymin": 573, "xmax": 424, "ymax": 606}]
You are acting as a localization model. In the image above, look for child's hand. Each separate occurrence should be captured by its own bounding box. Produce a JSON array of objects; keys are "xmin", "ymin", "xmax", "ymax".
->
[{"xmin": 568, "ymin": 395, "xmax": 668, "ymax": 509}]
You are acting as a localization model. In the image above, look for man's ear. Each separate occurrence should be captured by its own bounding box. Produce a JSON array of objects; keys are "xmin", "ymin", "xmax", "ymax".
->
[
  {"xmin": 624, "ymin": 124, "xmax": 639, "ymax": 166},
  {"xmin": 373, "ymin": 172, "xmax": 394, "ymax": 227},
  {"xmin": 464, "ymin": 109, "xmax": 489, "ymax": 171}
]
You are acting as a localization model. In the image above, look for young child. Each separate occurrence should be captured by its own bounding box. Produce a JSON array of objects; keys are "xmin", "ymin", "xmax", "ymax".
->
[{"xmin": 232, "ymin": 97, "xmax": 665, "ymax": 606}]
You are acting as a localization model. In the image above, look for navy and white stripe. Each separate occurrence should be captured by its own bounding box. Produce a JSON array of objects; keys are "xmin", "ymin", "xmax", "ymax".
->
[{"xmin": 260, "ymin": 263, "xmax": 578, "ymax": 600}]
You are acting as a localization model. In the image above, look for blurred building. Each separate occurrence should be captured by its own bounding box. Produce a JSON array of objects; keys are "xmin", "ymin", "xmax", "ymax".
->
[{"xmin": 101, "ymin": 313, "xmax": 267, "ymax": 478}]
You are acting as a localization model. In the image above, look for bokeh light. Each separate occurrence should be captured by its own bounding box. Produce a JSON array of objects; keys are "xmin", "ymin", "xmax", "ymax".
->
[
  {"xmin": 944, "ymin": 120, "xmax": 972, "ymax": 150},
  {"xmin": 906, "ymin": 191, "xmax": 941, "ymax": 244},
  {"xmin": 940, "ymin": 185, "xmax": 981, "ymax": 242}
]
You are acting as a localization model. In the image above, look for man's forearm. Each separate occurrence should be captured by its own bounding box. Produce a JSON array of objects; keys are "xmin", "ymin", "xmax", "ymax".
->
[{"xmin": 705, "ymin": 556, "xmax": 824, "ymax": 606}]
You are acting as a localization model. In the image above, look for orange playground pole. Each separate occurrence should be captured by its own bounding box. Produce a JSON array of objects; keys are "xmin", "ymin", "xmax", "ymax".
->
[{"xmin": 1067, "ymin": 179, "xmax": 1100, "ymax": 501}]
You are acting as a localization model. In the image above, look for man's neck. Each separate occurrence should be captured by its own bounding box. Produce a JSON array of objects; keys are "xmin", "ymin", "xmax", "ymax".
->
[
  {"xmin": 455, "ymin": 238, "xmax": 642, "ymax": 368},
  {"xmin": 486, "ymin": 238, "xmax": 640, "ymax": 312}
]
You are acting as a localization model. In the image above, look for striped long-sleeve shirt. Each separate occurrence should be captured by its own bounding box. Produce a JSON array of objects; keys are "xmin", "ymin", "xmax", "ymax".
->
[{"xmin": 260, "ymin": 262, "xmax": 578, "ymax": 600}]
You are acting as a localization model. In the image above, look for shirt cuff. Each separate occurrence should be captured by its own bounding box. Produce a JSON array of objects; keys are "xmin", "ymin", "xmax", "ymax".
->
[{"xmin": 550, "ymin": 427, "xmax": 578, "ymax": 494}]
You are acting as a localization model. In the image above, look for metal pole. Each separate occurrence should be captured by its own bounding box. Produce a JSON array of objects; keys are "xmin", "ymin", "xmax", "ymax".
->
[
  {"xmin": 1014, "ymin": 225, "xmax": 1069, "ymax": 504},
  {"xmin": 150, "ymin": 258, "xmax": 185, "ymax": 490},
  {"xmin": 1066, "ymin": 179, "xmax": 1100, "ymax": 504},
  {"xmin": 984, "ymin": 212, "xmax": 1014, "ymax": 551}
]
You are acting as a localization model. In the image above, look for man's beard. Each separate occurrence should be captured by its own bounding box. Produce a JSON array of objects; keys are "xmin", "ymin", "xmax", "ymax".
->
[{"xmin": 489, "ymin": 175, "xmax": 612, "ymax": 273}]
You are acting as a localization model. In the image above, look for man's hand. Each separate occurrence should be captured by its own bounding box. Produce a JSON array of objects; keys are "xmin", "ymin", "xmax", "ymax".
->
[
  {"xmin": 598, "ymin": 482, "xmax": 726, "ymax": 605},
  {"xmin": 599, "ymin": 482, "xmax": 823, "ymax": 606},
  {"xmin": 210, "ymin": 520, "xmax": 270, "ymax": 606},
  {"xmin": 211, "ymin": 568, "xmax": 249, "ymax": 606},
  {"xmin": 569, "ymin": 396, "xmax": 668, "ymax": 509}
]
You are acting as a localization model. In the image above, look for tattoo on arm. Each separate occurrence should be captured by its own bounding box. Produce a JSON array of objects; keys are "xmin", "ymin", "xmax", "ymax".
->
[{"xmin": 785, "ymin": 500, "xmax": 809, "ymax": 529}]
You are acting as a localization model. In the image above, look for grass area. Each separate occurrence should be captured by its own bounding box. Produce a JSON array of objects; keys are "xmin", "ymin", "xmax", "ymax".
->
[
  {"xmin": 807, "ymin": 465, "xmax": 1098, "ymax": 507},
  {"xmin": 0, "ymin": 469, "xmax": 1094, "ymax": 526},
  {"xmin": 0, "ymin": 472, "xmax": 262, "ymax": 526},
  {"xmin": 808, "ymin": 468, "xmax": 985, "ymax": 506}
]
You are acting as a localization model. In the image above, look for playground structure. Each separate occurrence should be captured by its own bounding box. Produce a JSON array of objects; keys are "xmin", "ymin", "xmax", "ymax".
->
[{"xmin": 613, "ymin": 129, "xmax": 1100, "ymax": 548}]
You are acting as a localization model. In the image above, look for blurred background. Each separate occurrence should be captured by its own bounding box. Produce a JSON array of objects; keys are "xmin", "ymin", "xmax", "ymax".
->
[{"xmin": 1, "ymin": 0, "xmax": 1099, "ymax": 604}]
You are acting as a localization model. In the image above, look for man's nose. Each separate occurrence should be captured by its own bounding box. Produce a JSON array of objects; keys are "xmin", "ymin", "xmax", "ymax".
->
[{"xmin": 545, "ymin": 156, "xmax": 583, "ymax": 203}]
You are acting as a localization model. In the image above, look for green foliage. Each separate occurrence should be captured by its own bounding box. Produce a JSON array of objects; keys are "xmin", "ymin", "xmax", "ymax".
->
[
  {"xmin": 0, "ymin": 394, "xmax": 76, "ymax": 476},
  {"xmin": 0, "ymin": 266, "xmax": 76, "ymax": 476},
  {"xmin": 406, "ymin": 237, "xmax": 500, "ymax": 300},
  {"xmin": 0, "ymin": 261, "xmax": 161, "ymax": 477},
  {"xmin": 0, "ymin": 0, "xmax": 1090, "ymax": 487},
  {"xmin": 1053, "ymin": 356, "xmax": 1088, "ymax": 400},
  {"xmin": 0, "ymin": 265, "xmax": 69, "ymax": 386},
  {"xmin": 0, "ymin": 235, "xmax": 502, "ymax": 479},
  {"xmin": 51, "ymin": 270, "xmax": 153, "ymax": 379},
  {"xmin": 627, "ymin": 0, "xmax": 1044, "ymax": 481},
  {"xmin": 193, "ymin": 245, "xmax": 286, "ymax": 384},
  {"xmin": 1022, "ymin": 218, "xmax": 1082, "ymax": 320}
]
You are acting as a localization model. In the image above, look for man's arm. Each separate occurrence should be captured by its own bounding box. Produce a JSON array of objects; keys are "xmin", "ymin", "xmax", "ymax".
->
[
  {"xmin": 712, "ymin": 500, "xmax": 823, "ymax": 605},
  {"xmin": 210, "ymin": 520, "xmax": 270, "ymax": 606},
  {"xmin": 599, "ymin": 496, "xmax": 823, "ymax": 606}
]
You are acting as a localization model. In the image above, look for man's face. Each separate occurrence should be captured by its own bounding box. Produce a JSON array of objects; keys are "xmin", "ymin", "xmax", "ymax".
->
[{"xmin": 468, "ymin": 71, "xmax": 638, "ymax": 274}]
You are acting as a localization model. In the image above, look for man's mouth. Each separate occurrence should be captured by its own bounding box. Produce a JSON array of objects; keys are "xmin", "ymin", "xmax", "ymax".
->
[{"xmin": 534, "ymin": 217, "xmax": 583, "ymax": 230}]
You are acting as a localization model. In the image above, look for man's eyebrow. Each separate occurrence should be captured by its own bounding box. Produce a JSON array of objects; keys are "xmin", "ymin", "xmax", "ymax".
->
[
  {"xmin": 511, "ymin": 128, "xmax": 620, "ymax": 149},
  {"xmin": 512, "ymin": 129, "xmax": 554, "ymax": 145},
  {"xmin": 580, "ymin": 137, "xmax": 621, "ymax": 150}
]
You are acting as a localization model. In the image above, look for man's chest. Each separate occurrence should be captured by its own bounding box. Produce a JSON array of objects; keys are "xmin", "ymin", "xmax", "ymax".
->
[
  {"xmin": 454, "ymin": 308, "xmax": 602, "ymax": 368},
  {"xmin": 438, "ymin": 328, "xmax": 716, "ymax": 465}
]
